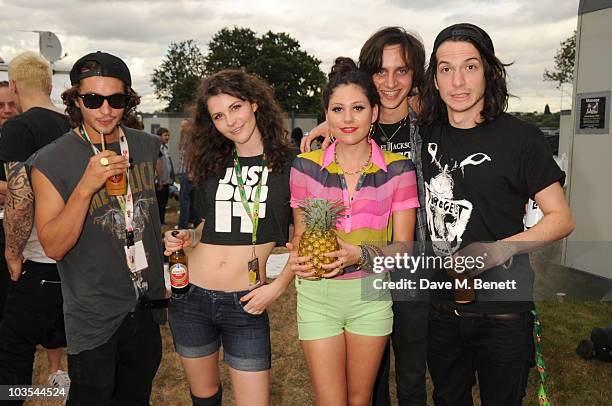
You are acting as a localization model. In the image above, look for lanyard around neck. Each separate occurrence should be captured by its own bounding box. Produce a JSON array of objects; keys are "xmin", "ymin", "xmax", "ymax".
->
[
  {"xmin": 232, "ymin": 149, "xmax": 266, "ymax": 246},
  {"xmin": 79, "ymin": 125, "xmax": 137, "ymax": 269}
]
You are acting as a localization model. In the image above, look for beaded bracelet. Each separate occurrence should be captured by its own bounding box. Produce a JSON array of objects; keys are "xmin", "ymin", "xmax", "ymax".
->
[
  {"xmin": 367, "ymin": 244, "xmax": 384, "ymax": 260},
  {"xmin": 357, "ymin": 243, "xmax": 390, "ymax": 273},
  {"xmin": 357, "ymin": 244, "xmax": 368, "ymax": 269}
]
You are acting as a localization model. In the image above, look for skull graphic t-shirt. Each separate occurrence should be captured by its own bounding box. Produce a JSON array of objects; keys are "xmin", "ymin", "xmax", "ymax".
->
[
  {"xmin": 422, "ymin": 113, "xmax": 564, "ymax": 255},
  {"xmin": 421, "ymin": 113, "xmax": 565, "ymax": 312}
]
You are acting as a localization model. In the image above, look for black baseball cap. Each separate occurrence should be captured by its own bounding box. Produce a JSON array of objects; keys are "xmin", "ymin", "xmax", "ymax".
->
[
  {"xmin": 433, "ymin": 23, "xmax": 495, "ymax": 55},
  {"xmin": 70, "ymin": 51, "xmax": 131, "ymax": 87}
]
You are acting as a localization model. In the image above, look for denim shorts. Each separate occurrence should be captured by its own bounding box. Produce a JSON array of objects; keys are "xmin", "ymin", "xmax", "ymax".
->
[{"xmin": 168, "ymin": 283, "xmax": 271, "ymax": 372}]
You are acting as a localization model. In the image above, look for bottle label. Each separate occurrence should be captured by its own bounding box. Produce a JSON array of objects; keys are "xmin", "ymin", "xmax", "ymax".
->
[{"xmin": 170, "ymin": 263, "xmax": 188, "ymax": 288}]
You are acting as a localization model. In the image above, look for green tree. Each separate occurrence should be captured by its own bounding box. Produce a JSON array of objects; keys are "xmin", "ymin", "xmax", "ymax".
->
[
  {"xmin": 543, "ymin": 31, "xmax": 576, "ymax": 89},
  {"xmin": 203, "ymin": 27, "xmax": 259, "ymax": 73},
  {"xmin": 512, "ymin": 111, "xmax": 560, "ymax": 128},
  {"xmin": 151, "ymin": 40, "xmax": 206, "ymax": 112},
  {"xmin": 544, "ymin": 104, "xmax": 551, "ymax": 115},
  {"xmin": 204, "ymin": 27, "xmax": 326, "ymax": 114}
]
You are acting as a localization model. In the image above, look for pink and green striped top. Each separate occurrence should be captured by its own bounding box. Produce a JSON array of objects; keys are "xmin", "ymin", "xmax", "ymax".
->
[{"xmin": 290, "ymin": 140, "xmax": 420, "ymax": 279}]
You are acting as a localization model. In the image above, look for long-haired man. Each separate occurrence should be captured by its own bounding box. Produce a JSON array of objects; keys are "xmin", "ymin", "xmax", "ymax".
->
[{"xmin": 419, "ymin": 23, "xmax": 574, "ymax": 405}]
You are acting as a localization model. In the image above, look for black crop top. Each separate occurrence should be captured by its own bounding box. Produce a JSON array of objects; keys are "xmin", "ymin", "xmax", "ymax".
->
[{"xmin": 197, "ymin": 153, "xmax": 293, "ymax": 246}]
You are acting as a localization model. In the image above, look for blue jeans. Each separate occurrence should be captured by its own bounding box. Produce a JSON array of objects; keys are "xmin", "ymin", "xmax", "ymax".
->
[
  {"xmin": 169, "ymin": 284, "xmax": 271, "ymax": 371},
  {"xmin": 427, "ymin": 307, "xmax": 534, "ymax": 406},
  {"xmin": 178, "ymin": 173, "xmax": 200, "ymax": 228}
]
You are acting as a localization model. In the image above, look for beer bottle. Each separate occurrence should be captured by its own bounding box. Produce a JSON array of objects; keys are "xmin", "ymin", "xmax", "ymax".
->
[{"xmin": 169, "ymin": 231, "xmax": 189, "ymax": 294}]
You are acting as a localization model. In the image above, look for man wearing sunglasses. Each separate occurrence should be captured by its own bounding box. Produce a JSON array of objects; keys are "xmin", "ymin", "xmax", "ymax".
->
[
  {"xmin": 0, "ymin": 51, "xmax": 70, "ymax": 400},
  {"xmin": 76, "ymin": 92, "xmax": 131, "ymax": 109},
  {"xmin": 30, "ymin": 52, "xmax": 167, "ymax": 404}
]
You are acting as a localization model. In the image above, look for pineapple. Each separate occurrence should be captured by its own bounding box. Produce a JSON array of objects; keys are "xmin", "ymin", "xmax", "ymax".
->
[{"xmin": 298, "ymin": 198, "xmax": 345, "ymax": 277}]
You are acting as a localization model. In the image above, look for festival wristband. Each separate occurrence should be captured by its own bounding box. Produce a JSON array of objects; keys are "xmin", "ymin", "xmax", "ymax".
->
[{"xmin": 191, "ymin": 228, "xmax": 198, "ymax": 246}]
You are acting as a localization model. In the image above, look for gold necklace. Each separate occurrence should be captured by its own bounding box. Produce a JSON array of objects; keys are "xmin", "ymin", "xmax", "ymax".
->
[{"xmin": 334, "ymin": 145, "xmax": 372, "ymax": 175}]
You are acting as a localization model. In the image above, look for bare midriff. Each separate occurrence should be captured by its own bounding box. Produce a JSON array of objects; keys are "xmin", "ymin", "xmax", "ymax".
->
[{"xmin": 187, "ymin": 242, "xmax": 277, "ymax": 291}]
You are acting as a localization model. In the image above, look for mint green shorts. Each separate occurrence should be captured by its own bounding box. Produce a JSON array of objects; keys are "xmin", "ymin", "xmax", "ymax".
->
[{"xmin": 295, "ymin": 274, "xmax": 393, "ymax": 340}]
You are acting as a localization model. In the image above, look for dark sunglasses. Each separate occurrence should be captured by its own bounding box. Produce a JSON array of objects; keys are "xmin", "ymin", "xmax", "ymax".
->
[{"xmin": 77, "ymin": 93, "xmax": 128, "ymax": 109}]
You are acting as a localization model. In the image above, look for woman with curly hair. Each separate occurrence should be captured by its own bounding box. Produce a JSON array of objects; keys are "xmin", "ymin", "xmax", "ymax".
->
[{"xmin": 164, "ymin": 69, "xmax": 295, "ymax": 406}]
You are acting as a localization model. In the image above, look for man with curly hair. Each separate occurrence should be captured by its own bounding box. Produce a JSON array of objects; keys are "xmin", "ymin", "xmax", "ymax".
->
[{"xmin": 30, "ymin": 52, "xmax": 167, "ymax": 404}]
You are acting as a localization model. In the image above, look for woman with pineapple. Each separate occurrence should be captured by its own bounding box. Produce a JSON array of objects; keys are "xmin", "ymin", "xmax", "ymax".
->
[
  {"xmin": 163, "ymin": 70, "xmax": 296, "ymax": 406},
  {"xmin": 289, "ymin": 57, "xmax": 419, "ymax": 405}
]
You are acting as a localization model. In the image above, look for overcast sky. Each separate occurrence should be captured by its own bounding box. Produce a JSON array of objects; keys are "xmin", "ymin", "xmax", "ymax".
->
[{"xmin": 0, "ymin": 0, "xmax": 579, "ymax": 114}]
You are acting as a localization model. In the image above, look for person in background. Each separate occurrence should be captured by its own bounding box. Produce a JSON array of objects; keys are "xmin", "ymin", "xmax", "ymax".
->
[
  {"xmin": 0, "ymin": 80, "xmax": 18, "ymax": 322},
  {"xmin": 177, "ymin": 119, "xmax": 200, "ymax": 228},
  {"xmin": 0, "ymin": 81, "xmax": 18, "ymax": 128},
  {"xmin": 0, "ymin": 51, "xmax": 70, "ymax": 399},
  {"xmin": 290, "ymin": 127, "xmax": 303, "ymax": 149},
  {"xmin": 156, "ymin": 126, "xmax": 174, "ymax": 225}
]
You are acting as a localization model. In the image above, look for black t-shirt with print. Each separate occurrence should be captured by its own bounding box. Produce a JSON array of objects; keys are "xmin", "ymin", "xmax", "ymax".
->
[
  {"xmin": 372, "ymin": 110, "xmax": 417, "ymax": 159},
  {"xmin": 373, "ymin": 116, "xmax": 413, "ymax": 158},
  {"xmin": 0, "ymin": 108, "xmax": 70, "ymax": 260},
  {"xmin": 197, "ymin": 152, "xmax": 294, "ymax": 246},
  {"xmin": 421, "ymin": 113, "xmax": 565, "ymax": 313}
]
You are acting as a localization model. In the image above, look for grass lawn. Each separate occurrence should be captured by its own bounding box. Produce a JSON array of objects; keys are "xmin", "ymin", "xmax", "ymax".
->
[{"xmin": 27, "ymin": 287, "xmax": 612, "ymax": 405}]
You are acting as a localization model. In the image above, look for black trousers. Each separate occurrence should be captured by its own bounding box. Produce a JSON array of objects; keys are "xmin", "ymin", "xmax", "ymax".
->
[
  {"xmin": 0, "ymin": 221, "xmax": 9, "ymax": 322},
  {"xmin": 66, "ymin": 308, "xmax": 162, "ymax": 406},
  {"xmin": 0, "ymin": 261, "xmax": 65, "ymax": 405},
  {"xmin": 156, "ymin": 184, "xmax": 170, "ymax": 225},
  {"xmin": 372, "ymin": 301, "xmax": 429, "ymax": 406},
  {"xmin": 427, "ymin": 308, "xmax": 534, "ymax": 406}
]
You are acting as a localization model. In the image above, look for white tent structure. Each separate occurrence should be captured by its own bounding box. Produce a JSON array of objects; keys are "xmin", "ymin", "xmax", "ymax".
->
[{"xmin": 561, "ymin": 0, "xmax": 612, "ymax": 280}]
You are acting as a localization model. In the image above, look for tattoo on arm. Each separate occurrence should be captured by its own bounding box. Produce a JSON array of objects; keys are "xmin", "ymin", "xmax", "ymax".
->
[{"xmin": 4, "ymin": 162, "xmax": 34, "ymax": 259}]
